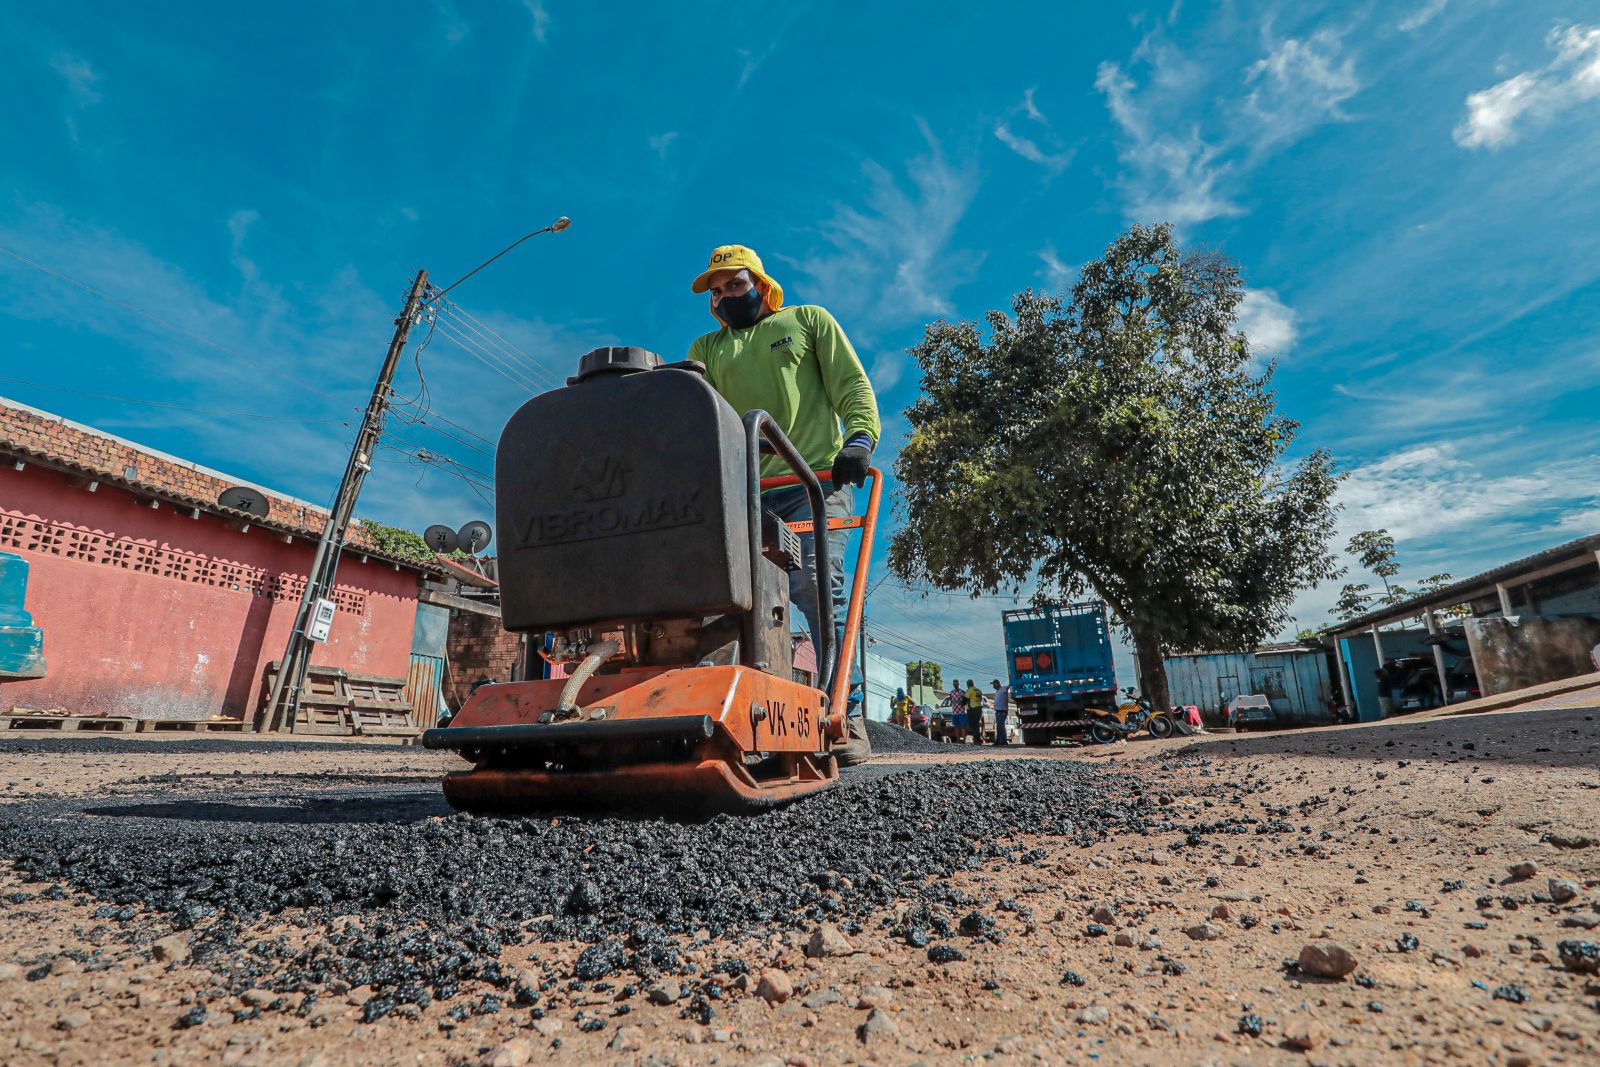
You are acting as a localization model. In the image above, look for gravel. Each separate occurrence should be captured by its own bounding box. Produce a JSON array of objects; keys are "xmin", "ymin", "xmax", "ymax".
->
[
  {"xmin": 0, "ymin": 757, "xmax": 1163, "ymax": 1022},
  {"xmin": 863, "ymin": 719, "xmax": 946, "ymax": 753}
]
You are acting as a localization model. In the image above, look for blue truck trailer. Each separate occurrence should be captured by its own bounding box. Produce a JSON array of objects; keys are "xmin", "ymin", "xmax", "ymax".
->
[{"xmin": 1003, "ymin": 601, "xmax": 1119, "ymax": 746}]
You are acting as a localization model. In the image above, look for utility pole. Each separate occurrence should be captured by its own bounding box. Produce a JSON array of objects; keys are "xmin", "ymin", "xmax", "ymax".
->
[{"xmin": 261, "ymin": 270, "xmax": 430, "ymax": 732}]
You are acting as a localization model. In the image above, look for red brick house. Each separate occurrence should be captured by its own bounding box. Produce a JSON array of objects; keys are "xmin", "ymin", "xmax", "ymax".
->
[{"xmin": 0, "ymin": 397, "xmax": 442, "ymax": 722}]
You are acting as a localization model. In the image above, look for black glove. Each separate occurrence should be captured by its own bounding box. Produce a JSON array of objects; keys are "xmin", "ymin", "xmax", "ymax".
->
[{"xmin": 830, "ymin": 441, "xmax": 872, "ymax": 488}]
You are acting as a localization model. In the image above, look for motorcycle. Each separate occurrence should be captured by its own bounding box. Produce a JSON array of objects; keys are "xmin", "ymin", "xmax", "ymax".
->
[{"xmin": 1085, "ymin": 689, "xmax": 1195, "ymax": 743}]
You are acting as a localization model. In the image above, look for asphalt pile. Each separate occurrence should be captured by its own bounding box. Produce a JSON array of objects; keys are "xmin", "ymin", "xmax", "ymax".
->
[
  {"xmin": 0, "ymin": 758, "xmax": 1165, "ymax": 1025},
  {"xmin": 863, "ymin": 718, "xmax": 946, "ymax": 753}
]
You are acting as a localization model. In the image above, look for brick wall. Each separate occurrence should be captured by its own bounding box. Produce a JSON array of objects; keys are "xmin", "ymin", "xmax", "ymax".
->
[{"xmin": 446, "ymin": 611, "xmax": 524, "ymax": 708}]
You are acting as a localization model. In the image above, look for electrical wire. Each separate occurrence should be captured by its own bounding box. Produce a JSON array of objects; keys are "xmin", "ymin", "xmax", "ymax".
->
[
  {"xmin": 0, "ymin": 374, "xmax": 353, "ymax": 425},
  {"xmin": 432, "ymin": 307, "xmax": 562, "ymax": 392},
  {"xmin": 429, "ymin": 317, "xmax": 546, "ymax": 393},
  {"xmin": 0, "ymin": 242, "xmax": 297, "ymax": 384},
  {"xmin": 432, "ymin": 297, "xmax": 566, "ymax": 389}
]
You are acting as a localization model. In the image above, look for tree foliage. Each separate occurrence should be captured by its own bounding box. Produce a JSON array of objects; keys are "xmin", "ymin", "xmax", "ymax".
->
[
  {"xmin": 904, "ymin": 661, "xmax": 944, "ymax": 692},
  {"xmin": 356, "ymin": 518, "xmax": 438, "ymax": 565},
  {"xmin": 888, "ymin": 224, "xmax": 1343, "ymax": 705},
  {"xmin": 1331, "ymin": 528, "xmax": 1456, "ymax": 624}
]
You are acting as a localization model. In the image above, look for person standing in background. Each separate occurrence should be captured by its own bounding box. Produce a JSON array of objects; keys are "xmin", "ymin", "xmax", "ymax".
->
[
  {"xmin": 964, "ymin": 679, "xmax": 984, "ymax": 745},
  {"xmin": 991, "ymin": 679, "xmax": 1010, "ymax": 746}
]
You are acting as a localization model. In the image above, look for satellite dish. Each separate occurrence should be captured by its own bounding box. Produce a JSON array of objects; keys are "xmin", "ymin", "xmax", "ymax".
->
[
  {"xmin": 457, "ymin": 520, "xmax": 493, "ymax": 554},
  {"xmin": 218, "ymin": 486, "xmax": 269, "ymax": 519},
  {"xmin": 423, "ymin": 524, "xmax": 459, "ymax": 552}
]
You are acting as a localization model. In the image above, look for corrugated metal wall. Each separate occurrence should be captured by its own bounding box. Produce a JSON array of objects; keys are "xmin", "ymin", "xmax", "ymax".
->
[
  {"xmin": 407, "ymin": 654, "xmax": 445, "ymax": 727},
  {"xmin": 1163, "ymin": 649, "xmax": 1333, "ymax": 724}
]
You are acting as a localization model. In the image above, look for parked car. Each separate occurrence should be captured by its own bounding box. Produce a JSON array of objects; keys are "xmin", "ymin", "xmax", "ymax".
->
[{"xmin": 1225, "ymin": 693, "xmax": 1276, "ymax": 730}]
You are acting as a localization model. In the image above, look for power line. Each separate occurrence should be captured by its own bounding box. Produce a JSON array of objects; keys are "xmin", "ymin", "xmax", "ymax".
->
[
  {"xmin": 430, "ymin": 316, "xmax": 546, "ymax": 394},
  {"xmin": 432, "ymin": 305, "xmax": 563, "ymax": 392},
  {"xmin": 0, "ymin": 242, "xmax": 296, "ymax": 384},
  {"xmin": 432, "ymin": 296, "xmax": 567, "ymax": 389},
  {"xmin": 0, "ymin": 374, "xmax": 353, "ymax": 425}
]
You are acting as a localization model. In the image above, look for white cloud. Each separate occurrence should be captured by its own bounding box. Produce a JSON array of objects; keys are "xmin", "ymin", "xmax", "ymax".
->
[
  {"xmin": 1244, "ymin": 30, "xmax": 1361, "ymax": 151},
  {"xmin": 520, "ymin": 0, "xmax": 550, "ymax": 43},
  {"xmin": 1455, "ymin": 24, "xmax": 1600, "ymax": 149},
  {"xmin": 1096, "ymin": 24, "xmax": 1362, "ymax": 227},
  {"xmin": 1096, "ymin": 60, "xmax": 1241, "ymax": 227},
  {"xmin": 1022, "ymin": 87, "xmax": 1045, "ymax": 123},
  {"xmin": 794, "ymin": 119, "xmax": 982, "ymax": 328},
  {"xmin": 1398, "ymin": 0, "xmax": 1448, "ymax": 34},
  {"xmin": 994, "ymin": 89, "xmax": 1074, "ymax": 174},
  {"xmin": 993, "ymin": 123, "xmax": 1073, "ymax": 173},
  {"xmin": 1037, "ymin": 245, "xmax": 1076, "ymax": 292},
  {"xmin": 49, "ymin": 51, "xmax": 100, "ymax": 108},
  {"xmin": 1285, "ymin": 440, "xmax": 1600, "ymax": 631},
  {"xmin": 648, "ymin": 131, "xmax": 678, "ymax": 159},
  {"xmin": 1237, "ymin": 287, "xmax": 1297, "ymax": 358}
]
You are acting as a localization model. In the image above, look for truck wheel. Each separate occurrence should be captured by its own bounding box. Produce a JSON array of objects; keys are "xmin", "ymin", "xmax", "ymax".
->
[
  {"xmin": 1088, "ymin": 721, "xmax": 1120, "ymax": 745},
  {"xmin": 1148, "ymin": 715, "xmax": 1174, "ymax": 739}
]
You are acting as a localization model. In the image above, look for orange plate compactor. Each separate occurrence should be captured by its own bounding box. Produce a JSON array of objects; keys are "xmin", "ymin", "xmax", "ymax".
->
[{"xmin": 421, "ymin": 347, "xmax": 880, "ymax": 813}]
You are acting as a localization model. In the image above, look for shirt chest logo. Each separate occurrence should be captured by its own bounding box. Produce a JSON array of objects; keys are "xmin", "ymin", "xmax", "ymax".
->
[{"xmin": 769, "ymin": 336, "xmax": 795, "ymax": 351}]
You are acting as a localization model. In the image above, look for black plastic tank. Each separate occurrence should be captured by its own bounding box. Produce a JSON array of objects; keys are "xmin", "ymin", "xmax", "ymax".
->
[{"xmin": 494, "ymin": 349, "xmax": 753, "ymax": 632}]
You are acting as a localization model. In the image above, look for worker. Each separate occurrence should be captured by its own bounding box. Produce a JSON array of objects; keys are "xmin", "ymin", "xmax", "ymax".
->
[
  {"xmin": 688, "ymin": 244, "xmax": 881, "ymax": 765},
  {"xmin": 964, "ymin": 679, "xmax": 984, "ymax": 745},
  {"xmin": 891, "ymin": 687, "xmax": 912, "ymax": 729},
  {"xmin": 991, "ymin": 679, "xmax": 1010, "ymax": 746}
]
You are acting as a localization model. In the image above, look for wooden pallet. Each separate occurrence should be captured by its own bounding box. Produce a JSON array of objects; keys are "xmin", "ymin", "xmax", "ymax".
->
[
  {"xmin": 260, "ymin": 662, "xmax": 416, "ymax": 735},
  {"xmin": 135, "ymin": 718, "xmax": 250, "ymax": 734},
  {"xmin": 1, "ymin": 713, "xmax": 139, "ymax": 733}
]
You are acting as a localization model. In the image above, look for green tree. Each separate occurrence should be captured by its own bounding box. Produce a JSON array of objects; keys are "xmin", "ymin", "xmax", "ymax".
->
[
  {"xmin": 889, "ymin": 224, "xmax": 1343, "ymax": 707},
  {"xmin": 1331, "ymin": 528, "xmax": 1455, "ymax": 623},
  {"xmin": 904, "ymin": 661, "xmax": 944, "ymax": 693}
]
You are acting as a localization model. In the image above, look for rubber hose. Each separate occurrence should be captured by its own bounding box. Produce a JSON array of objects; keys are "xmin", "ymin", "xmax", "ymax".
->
[{"xmin": 557, "ymin": 639, "xmax": 620, "ymax": 712}]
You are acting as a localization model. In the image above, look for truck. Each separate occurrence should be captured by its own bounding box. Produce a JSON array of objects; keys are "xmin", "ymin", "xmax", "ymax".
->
[{"xmin": 1003, "ymin": 601, "xmax": 1120, "ymax": 746}]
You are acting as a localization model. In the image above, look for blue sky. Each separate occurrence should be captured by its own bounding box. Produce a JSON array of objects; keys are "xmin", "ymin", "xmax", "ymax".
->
[{"xmin": 3, "ymin": 2, "xmax": 1599, "ymax": 687}]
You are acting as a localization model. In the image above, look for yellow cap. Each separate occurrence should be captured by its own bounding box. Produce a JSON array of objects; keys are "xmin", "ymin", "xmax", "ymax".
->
[{"xmin": 690, "ymin": 244, "xmax": 784, "ymax": 314}]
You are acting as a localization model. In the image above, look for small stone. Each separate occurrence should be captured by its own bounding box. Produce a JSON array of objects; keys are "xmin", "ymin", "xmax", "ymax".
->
[
  {"xmin": 646, "ymin": 980, "xmax": 681, "ymax": 1005},
  {"xmin": 1297, "ymin": 942, "xmax": 1359, "ymax": 980},
  {"xmin": 0, "ymin": 963, "xmax": 22, "ymax": 982},
  {"xmin": 608, "ymin": 1026, "xmax": 643, "ymax": 1053},
  {"xmin": 801, "ymin": 989, "xmax": 842, "ymax": 1010},
  {"xmin": 1431, "ymin": 950, "xmax": 1462, "ymax": 968},
  {"xmin": 1463, "ymin": 943, "xmax": 1484, "ymax": 958},
  {"xmin": 757, "ymin": 969, "xmax": 793, "ymax": 1004},
  {"xmin": 531, "ymin": 1018, "xmax": 563, "ymax": 1039},
  {"xmin": 239, "ymin": 989, "xmax": 275, "ymax": 1008},
  {"xmin": 1283, "ymin": 1018, "xmax": 1325, "ymax": 1050},
  {"xmin": 481, "ymin": 1038, "xmax": 535, "ymax": 1067},
  {"xmin": 1114, "ymin": 932, "xmax": 1136, "ymax": 948},
  {"xmin": 805, "ymin": 923, "xmax": 854, "ymax": 958},
  {"xmin": 1075, "ymin": 1005, "xmax": 1111, "ymax": 1025},
  {"xmin": 1549, "ymin": 878, "xmax": 1580, "ymax": 904},
  {"xmin": 55, "ymin": 1010, "xmax": 91, "ymax": 1032},
  {"xmin": 152, "ymin": 935, "xmax": 191, "ymax": 963},
  {"xmin": 1233, "ymin": 854, "xmax": 1249, "ymax": 867},
  {"xmin": 1508, "ymin": 860, "xmax": 1538, "ymax": 880},
  {"xmin": 1185, "ymin": 923, "xmax": 1223, "ymax": 942},
  {"xmin": 856, "ymin": 986, "xmax": 893, "ymax": 1010},
  {"xmin": 858, "ymin": 1007, "xmax": 898, "ymax": 1043},
  {"xmin": 1211, "ymin": 903, "xmax": 1232, "ymax": 921},
  {"xmin": 1556, "ymin": 940, "xmax": 1599, "ymax": 974},
  {"xmin": 1091, "ymin": 904, "xmax": 1117, "ymax": 924}
]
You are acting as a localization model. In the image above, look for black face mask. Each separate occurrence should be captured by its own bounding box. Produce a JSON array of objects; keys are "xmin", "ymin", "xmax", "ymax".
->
[{"xmin": 717, "ymin": 286, "xmax": 764, "ymax": 329}]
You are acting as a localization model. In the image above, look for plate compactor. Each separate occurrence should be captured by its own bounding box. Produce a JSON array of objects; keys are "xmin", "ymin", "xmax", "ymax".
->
[{"xmin": 421, "ymin": 347, "xmax": 881, "ymax": 814}]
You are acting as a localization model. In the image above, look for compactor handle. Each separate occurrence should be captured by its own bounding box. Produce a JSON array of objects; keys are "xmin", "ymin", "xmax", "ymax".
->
[{"xmin": 758, "ymin": 465, "xmax": 883, "ymax": 733}]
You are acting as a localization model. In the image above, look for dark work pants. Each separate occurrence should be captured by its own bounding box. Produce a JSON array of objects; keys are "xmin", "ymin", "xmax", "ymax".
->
[
  {"xmin": 969, "ymin": 710, "xmax": 983, "ymax": 744},
  {"xmin": 994, "ymin": 711, "xmax": 1007, "ymax": 744}
]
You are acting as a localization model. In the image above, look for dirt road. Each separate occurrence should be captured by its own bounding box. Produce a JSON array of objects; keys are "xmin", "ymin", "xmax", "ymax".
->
[{"xmin": 0, "ymin": 691, "xmax": 1596, "ymax": 1066}]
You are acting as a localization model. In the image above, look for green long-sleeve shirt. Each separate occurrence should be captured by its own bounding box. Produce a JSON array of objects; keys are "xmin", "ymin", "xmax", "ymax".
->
[{"xmin": 688, "ymin": 305, "xmax": 881, "ymax": 480}]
